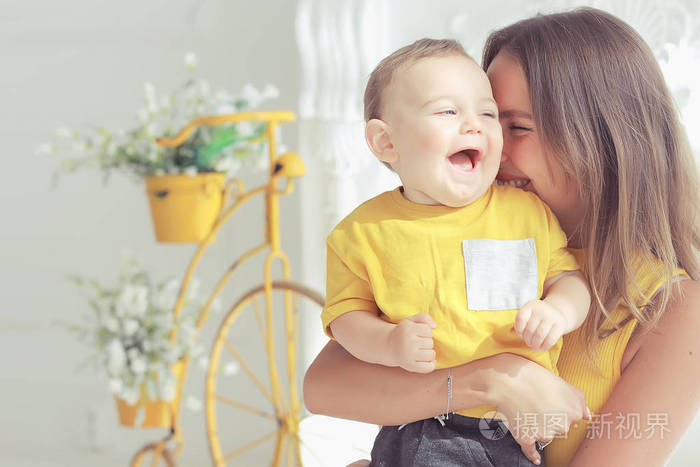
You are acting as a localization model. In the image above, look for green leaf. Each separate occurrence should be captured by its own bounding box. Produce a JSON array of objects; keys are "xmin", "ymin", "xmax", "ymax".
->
[{"xmin": 196, "ymin": 123, "xmax": 267, "ymax": 168}]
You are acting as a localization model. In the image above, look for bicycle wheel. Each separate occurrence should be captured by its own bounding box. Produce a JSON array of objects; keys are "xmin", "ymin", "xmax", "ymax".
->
[
  {"xmin": 131, "ymin": 442, "xmax": 175, "ymax": 467},
  {"xmin": 206, "ymin": 280, "xmax": 324, "ymax": 467}
]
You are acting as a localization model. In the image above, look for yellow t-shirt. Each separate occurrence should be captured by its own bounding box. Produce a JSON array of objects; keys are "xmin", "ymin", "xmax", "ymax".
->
[
  {"xmin": 545, "ymin": 249, "xmax": 689, "ymax": 466},
  {"xmin": 323, "ymin": 184, "xmax": 580, "ymax": 418}
]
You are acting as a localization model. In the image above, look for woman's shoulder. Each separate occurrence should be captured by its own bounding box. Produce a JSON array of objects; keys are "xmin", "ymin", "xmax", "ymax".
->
[
  {"xmin": 622, "ymin": 278, "xmax": 700, "ymax": 371},
  {"xmin": 628, "ymin": 255, "xmax": 690, "ymax": 307}
]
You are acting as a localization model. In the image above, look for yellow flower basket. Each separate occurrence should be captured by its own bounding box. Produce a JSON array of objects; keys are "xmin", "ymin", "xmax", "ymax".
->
[
  {"xmin": 144, "ymin": 173, "xmax": 226, "ymax": 243},
  {"xmin": 115, "ymin": 360, "xmax": 185, "ymax": 428}
]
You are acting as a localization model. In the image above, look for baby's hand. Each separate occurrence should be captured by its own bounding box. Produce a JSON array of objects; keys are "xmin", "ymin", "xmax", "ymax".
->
[
  {"xmin": 388, "ymin": 313, "xmax": 437, "ymax": 373},
  {"xmin": 515, "ymin": 299, "xmax": 568, "ymax": 351}
]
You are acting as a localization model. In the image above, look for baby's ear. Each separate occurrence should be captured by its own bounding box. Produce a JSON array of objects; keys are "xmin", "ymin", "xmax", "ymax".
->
[{"xmin": 365, "ymin": 119, "xmax": 398, "ymax": 165}]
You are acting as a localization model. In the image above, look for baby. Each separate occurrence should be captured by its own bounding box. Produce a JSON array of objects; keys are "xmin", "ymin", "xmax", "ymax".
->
[{"xmin": 322, "ymin": 39, "xmax": 590, "ymax": 466}]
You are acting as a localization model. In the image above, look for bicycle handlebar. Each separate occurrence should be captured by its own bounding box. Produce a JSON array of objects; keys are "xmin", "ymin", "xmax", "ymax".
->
[{"xmin": 156, "ymin": 111, "xmax": 297, "ymax": 148}]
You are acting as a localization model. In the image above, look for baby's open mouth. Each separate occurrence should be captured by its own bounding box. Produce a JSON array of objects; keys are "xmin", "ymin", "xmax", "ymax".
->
[{"xmin": 448, "ymin": 149, "xmax": 481, "ymax": 171}]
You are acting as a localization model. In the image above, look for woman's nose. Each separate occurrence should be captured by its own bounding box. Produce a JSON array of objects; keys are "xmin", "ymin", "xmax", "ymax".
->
[{"xmin": 499, "ymin": 129, "xmax": 509, "ymax": 163}]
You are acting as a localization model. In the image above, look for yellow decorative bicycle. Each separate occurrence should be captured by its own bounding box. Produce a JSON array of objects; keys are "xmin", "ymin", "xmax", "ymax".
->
[{"xmin": 130, "ymin": 111, "xmax": 324, "ymax": 466}]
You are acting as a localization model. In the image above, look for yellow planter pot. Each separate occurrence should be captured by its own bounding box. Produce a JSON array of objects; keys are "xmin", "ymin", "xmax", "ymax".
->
[
  {"xmin": 115, "ymin": 361, "xmax": 185, "ymax": 428},
  {"xmin": 145, "ymin": 173, "xmax": 226, "ymax": 243}
]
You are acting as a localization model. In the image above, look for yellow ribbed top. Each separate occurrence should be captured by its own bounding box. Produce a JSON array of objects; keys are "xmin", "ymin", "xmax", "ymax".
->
[{"xmin": 545, "ymin": 250, "xmax": 687, "ymax": 466}]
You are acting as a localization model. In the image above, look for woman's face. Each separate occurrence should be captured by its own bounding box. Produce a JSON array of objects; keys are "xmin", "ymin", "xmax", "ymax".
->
[{"xmin": 486, "ymin": 51, "xmax": 583, "ymax": 243}]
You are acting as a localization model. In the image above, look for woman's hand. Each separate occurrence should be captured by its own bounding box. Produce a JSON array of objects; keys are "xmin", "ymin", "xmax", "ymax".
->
[{"xmin": 485, "ymin": 353, "xmax": 591, "ymax": 464}]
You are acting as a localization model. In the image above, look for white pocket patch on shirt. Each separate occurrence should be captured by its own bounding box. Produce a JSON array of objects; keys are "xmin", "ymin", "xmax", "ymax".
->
[{"xmin": 462, "ymin": 238, "xmax": 538, "ymax": 311}]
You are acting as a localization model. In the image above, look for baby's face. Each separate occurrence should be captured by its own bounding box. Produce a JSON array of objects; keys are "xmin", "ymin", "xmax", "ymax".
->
[{"xmin": 381, "ymin": 54, "xmax": 503, "ymax": 207}]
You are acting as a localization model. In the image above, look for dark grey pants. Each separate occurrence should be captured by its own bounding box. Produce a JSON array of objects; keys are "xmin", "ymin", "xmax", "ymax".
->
[{"xmin": 369, "ymin": 414, "xmax": 543, "ymax": 467}]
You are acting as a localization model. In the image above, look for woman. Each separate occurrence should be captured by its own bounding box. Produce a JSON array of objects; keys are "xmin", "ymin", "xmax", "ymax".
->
[{"xmin": 304, "ymin": 8, "xmax": 700, "ymax": 466}]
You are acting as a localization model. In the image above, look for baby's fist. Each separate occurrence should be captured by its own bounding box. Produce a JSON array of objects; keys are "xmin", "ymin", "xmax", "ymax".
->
[
  {"xmin": 515, "ymin": 300, "xmax": 567, "ymax": 351},
  {"xmin": 388, "ymin": 313, "xmax": 437, "ymax": 373}
]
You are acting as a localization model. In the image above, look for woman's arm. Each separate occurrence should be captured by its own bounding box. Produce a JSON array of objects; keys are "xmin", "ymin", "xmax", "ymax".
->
[
  {"xmin": 303, "ymin": 341, "xmax": 589, "ymax": 428},
  {"xmin": 569, "ymin": 280, "xmax": 700, "ymax": 466}
]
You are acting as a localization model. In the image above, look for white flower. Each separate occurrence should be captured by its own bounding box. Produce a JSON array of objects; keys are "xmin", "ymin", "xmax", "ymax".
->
[
  {"xmin": 184, "ymin": 166, "xmax": 198, "ymax": 177},
  {"xmin": 116, "ymin": 285, "xmax": 148, "ymax": 317},
  {"xmin": 72, "ymin": 141, "xmax": 88, "ymax": 154},
  {"xmin": 255, "ymin": 152, "xmax": 269, "ymax": 171},
  {"xmin": 56, "ymin": 128, "xmax": 73, "ymax": 138},
  {"xmin": 127, "ymin": 347, "xmax": 139, "ymax": 361},
  {"xmin": 215, "ymin": 102, "xmax": 236, "ymax": 114},
  {"xmin": 184, "ymin": 52, "xmax": 198, "ymax": 70},
  {"xmin": 93, "ymin": 132, "xmax": 108, "ymax": 147},
  {"xmin": 130, "ymin": 356, "xmax": 147, "ymax": 375},
  {"xmin": 214, "ymin": 156, "xmax": 241, "ymax": 174},
  {"xmin": 159, "ymin": 95, "xmax": 172, "ymax": 111},
  {"xmin": 262, "ymin": 84, "xmax": 280, "ymax": 100},
  {"xmin": 108, "ymin": 378, "xmax": 123, "ymax": 394},
  {"xmin": 241, "ymin": 84, "xmax": 262, "ymax": 108},
  {"xmin": 137, "ymin": 108, "xmax": 149, "ymax": 123},
  {"xmin": 121, "ymin": 385, "xmax": 140, "ymax": 405},
  {"xmin": 236, "ymin": 121, "xmax": 255, "ymax": 137},
  {"xmin": 215, "ymin": 89, "xmax": 234, "ymax": 102},
  {"xmin": 106, "ymin": 339, "xmax": 127, "ymax": 376},
  {"xmin": 35, "ymin": 143, "xmax": 55, "ymax": 155},
  {"xmin": 102, "ymin": 315, "xmax": 119, "ymax": 333},
  {"xmin": 223, "ymin": 361, "xmax": 240, "ymax": 376},
  {"xmin": 165, "ymin": 346, "xmax": 182, "ymax": 364},
  {"xmin": 159, "ymin": 372, "xmax": 177, "ymax": 401},
  {"xmin": 154, "ymin": 169, "xmax": 165, "ymax": 176},
  {"xmin": 145, "ymin": 123, "xmax": 157, "ymax": 138},
  {"xmin": 185, "ymin": 396, "xmax": 202, "ymax": 412},
  {"xmin": 123, "ymin": 318, "xmax": 140, "ymax": 336}
]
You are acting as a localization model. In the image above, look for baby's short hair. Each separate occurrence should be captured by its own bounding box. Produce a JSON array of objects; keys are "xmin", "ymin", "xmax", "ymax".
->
[{"xmin": 363, "ymin": 38, "xmax": 471, "ymax": 122}]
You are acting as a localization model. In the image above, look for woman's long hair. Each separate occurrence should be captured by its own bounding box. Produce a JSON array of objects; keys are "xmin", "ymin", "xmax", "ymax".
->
[{"xmin": 483, "ymin": 7, "xmax": 700, "ymax": 356}]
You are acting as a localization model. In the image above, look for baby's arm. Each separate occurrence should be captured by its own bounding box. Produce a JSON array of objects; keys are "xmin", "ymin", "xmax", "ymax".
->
[
  {"xmin": 515, "ymin": 271, "xmax": 591, "ymax": 351},
  {"xmin": 329, "ymin": 311, "xmax": 437, "ymax": 373}
]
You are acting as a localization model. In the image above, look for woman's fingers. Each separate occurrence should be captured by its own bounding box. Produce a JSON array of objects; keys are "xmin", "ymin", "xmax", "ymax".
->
[{"xmin": 516, "ymin": 436, "xmax": 542, "ymax": 465}]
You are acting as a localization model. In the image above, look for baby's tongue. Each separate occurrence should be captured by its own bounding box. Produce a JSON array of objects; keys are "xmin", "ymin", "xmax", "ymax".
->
[{"xmin": 449, "ymin": 151, "xmax": 473, "ymax": 170}]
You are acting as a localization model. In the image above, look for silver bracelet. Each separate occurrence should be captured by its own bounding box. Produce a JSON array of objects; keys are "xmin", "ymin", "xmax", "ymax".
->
[{"xmin": 446, "ymin": 368, "xmax": 452, "ymax": 419}]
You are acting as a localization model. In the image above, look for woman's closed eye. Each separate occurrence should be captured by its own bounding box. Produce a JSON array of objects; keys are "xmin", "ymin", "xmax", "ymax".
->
[
  {"xmin": 507, "ymin": 123, "xmax": 533, "ymax": 135},
  {"xmin": 437, "ymin": 109, "xmax": 457, "ymax": 116}
]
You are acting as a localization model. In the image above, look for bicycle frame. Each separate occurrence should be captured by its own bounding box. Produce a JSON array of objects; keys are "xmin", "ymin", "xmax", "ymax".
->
[{"xmin": 152, "ymin": 111, "xmax": 304, "ymax": 463}]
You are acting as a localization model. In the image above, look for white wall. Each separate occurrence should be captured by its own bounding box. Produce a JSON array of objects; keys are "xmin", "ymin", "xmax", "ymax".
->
[{"xmin": 1, "ymin": 1, "xmax": 301, "ymax": 465}]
